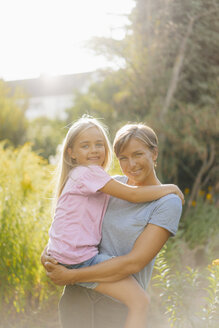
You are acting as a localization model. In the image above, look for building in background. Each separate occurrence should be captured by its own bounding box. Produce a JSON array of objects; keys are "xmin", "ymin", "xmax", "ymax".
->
[{"xmin": 7, "ymin": 71, "xmax": 97, "ymax": 120}]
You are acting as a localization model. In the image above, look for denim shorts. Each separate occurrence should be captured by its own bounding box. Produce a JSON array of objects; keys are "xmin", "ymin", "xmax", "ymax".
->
[{"xmin": 59, "ymin": 253, "xmax": 112, "ymax": 289}]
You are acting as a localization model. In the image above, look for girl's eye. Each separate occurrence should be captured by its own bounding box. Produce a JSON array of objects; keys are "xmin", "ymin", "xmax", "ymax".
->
[
  {"xmin": 82, "ymin": 145, "xmax": 89, "ymax": 149},
  {"xmin": 96, "ymin": 143, "xmax": 104, "ymax": 147},
  {"xmin": 135, "ymin": 153, "xmax": 143, "ymax": 156},
  {"xmin": 119, "ymin": 157, "xmax": 127, "ymax": 161}
]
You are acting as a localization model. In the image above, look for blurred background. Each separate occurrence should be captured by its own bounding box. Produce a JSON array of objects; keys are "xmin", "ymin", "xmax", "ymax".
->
[{"xmin": 0, "ymin": 0, "xmax": 218, "ymax": 327}]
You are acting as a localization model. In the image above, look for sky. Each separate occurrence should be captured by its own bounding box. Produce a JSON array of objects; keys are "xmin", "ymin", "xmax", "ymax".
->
[{"xmin": 0, "ymin": 0, "xmax": 134, "ymax": 81}]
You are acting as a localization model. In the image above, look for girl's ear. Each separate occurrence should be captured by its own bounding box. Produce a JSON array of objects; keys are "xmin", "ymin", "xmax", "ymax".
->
[{"xmin": 67, "ymin": 147, "xmax": 76, "ymax": 159}]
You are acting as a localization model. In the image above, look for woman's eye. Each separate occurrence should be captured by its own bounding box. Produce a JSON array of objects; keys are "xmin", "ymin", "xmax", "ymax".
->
[
  {"xmin": 82, "ymin": 145, "xmax": 89, "ymax": 149},
  {"xmin": 136, "ymin": 153, "xmax": 143, "ymax": 156},
  {"xmin": 96, "ymin": 143, "xmax": 104, "ymax": 147},
  {"xmin": 119, "ymin": 157, "xmax": 126, "ymax": 161}
]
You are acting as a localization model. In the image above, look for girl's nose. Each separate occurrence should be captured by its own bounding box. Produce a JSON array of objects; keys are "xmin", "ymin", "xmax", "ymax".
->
[{"xmin": 91, "ymin": 144, "xmax": 98, "ymax": 152}]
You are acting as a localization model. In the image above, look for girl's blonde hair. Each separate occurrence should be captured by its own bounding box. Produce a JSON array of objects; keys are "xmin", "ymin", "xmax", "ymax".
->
[
  {"xmin": 113, "ymin": 123, "xmax": 158, "ymax": 157},
  {"xmin": 55, "ymin": 116, "xmax": 112, "ymax": 202}
]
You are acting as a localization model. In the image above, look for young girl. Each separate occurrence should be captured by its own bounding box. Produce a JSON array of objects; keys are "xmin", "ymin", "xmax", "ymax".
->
[{"xmin": 47, "ymin": 116, "xmax": 184, "ymax": 328}]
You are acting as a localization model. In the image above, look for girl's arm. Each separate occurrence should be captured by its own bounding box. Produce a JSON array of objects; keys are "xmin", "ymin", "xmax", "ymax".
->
[
  {"xmin": 45, "ymin": 224, "xmax": 171, "ymax": 285},
  {"xmin": 100, "ymin": 179, "xmax": 184, "ymax": 204}
]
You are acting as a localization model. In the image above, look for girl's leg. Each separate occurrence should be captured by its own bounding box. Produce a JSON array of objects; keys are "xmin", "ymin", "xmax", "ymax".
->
[{"xmin": 94, "ymin": 276, "xmax": 149, "ymax": 328}]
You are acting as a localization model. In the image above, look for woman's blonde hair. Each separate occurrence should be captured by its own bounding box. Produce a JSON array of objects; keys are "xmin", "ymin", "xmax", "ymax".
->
[
  {"xmin": 54, "ymin": 116, "xmax": 112, "ymax": 202},
  {"xmin": 113, "ymin": 123, "xmax": 158, "ymax": 157}
]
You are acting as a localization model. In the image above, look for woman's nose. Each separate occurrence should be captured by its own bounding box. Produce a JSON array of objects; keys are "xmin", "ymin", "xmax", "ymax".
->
[{"xmin": 128, "ymin": 158, "xmax": 136, "ymax": 168}]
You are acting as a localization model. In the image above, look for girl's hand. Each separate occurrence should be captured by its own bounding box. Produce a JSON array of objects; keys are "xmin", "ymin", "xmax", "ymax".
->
[
  {"xmin": 45, "ymin": 262, "xmax": 76, "ymax": 286},
  {"xmin": 170, "ymin": 185, "xmax": 185, "ymax": 204},
  {"xmin": 41, "ymin": 246, "xmax": 58, "ymax": 269}
]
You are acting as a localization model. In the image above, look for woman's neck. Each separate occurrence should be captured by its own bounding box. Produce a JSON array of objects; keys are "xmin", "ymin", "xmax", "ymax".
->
[{"xmin": 127, "ymin": 174, "xmax": 161, "ymax": 187}]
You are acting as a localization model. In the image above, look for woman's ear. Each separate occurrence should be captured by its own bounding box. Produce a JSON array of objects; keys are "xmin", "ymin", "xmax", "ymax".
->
[{"xmin": 152, "ymin": 148, "xmax": 158, "ymax": 163}]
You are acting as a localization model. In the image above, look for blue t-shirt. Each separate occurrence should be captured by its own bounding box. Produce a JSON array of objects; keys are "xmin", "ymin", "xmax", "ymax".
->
[{"xmin": 99, "ymin": 175, "xmax": 182, "ymax": 289}]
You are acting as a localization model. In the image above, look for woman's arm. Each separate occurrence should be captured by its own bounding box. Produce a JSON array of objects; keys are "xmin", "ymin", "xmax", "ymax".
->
[
  {"xmin": 45, "ymin": 224, "xmax": 171, "ymax": 285},
  {"xmin": 100, "ymin": 179, "xmax": 184, "ymax": 204}
]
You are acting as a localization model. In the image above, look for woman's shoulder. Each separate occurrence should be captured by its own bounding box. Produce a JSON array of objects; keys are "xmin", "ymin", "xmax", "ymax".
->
[
  {"xmin": 152, "ymin": 193, "xmax": 182, "ymax": 213},
  {"xmin": 149, "ymin": 194, "xmax": 183, "ymax": 236},
  {"xmin": 156, "ymin": 193, "xmax": 182, "ymax": 204}
]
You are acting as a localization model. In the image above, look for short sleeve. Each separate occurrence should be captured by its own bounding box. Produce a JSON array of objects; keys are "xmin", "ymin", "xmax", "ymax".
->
[
  {"xmin": 149, "ymin": 195, "xmax": 182, "ymax": 236},
  {"xmin": 69, "ymin": 165, "xmax": 112, "ymax": 196}
]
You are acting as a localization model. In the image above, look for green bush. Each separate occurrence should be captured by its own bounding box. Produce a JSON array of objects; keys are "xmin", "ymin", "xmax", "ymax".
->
[
  {"xmin": 0, "ymin": 142, "xmax": 60, "ymax": 323},
  {"xmin": 182, "ymin": 194, "xmax": 219, "ymax": 250},
  {"xmin": 153, "ymin": 247, "xmax": 219, "ymax": 328},
  {"xmin": 165, "ymin": 191, "xmax": 219, "ymax": 268},
  {"xmin": 151, "ymin": 190, "xmax": 219, "ymax": 327}
]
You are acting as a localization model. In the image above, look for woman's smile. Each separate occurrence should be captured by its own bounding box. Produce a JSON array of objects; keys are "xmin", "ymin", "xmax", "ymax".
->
[
  {"xmin": 129, "ymin": 168, "xmax": 143, "ymax": 176},
  {"xmin": 129, "ymin": 169, "xmax": 142, "ymax": 177}
]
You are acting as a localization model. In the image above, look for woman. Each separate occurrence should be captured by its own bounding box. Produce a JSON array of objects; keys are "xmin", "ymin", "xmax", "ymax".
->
[{"xmin": 42, "ymin": 123, "xmax": 183, "ymax": 328}]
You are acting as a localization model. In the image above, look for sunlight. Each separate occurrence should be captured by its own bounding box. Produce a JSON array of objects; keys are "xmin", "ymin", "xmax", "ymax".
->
[{"xmin": 0, "ymin": 0, "xmax": 134, "ymax": 80}]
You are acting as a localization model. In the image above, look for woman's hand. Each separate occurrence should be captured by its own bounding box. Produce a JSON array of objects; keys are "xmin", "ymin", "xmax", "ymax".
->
[
  {"xmin": 45, "ymin": 262, "xmax": 76, "ymax": 286},
  {"xmin": 41, "ymin": 246, "xmax": 75, "ymax": 286},
  {"xmin": 41, "ymin": 246, "xmax": 58, "ymax": 269}
]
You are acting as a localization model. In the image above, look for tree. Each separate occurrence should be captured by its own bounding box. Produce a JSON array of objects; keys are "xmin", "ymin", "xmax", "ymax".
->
[
  {"xmin": 26, "ymin": 117, "xmax": 66, "ymax": 160},
  {"xmin": 164, "ymin": 104, "xmax": 218, "ymax": 210},
  {"xmin": 65, "ymin": 72, "xmax": 130, "ymax": 139},
  {"xmin": 66, "ymin": 0, "xmax": 219, "ymax": 200}
]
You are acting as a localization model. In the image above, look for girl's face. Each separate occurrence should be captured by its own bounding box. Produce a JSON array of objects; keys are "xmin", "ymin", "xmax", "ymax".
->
[
  {"xmin": 68, "ymin": 126, "xmax": 106, "ymax": 167},
  {"xmin": 117, "ymin": 137, "xmax": 158, "ymax": 186}
]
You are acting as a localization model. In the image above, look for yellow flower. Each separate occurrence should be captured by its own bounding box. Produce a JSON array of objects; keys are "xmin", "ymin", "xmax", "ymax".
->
[
  {"xmin": 21, "ymin": 174, "xmax": 32, "ymax": 191},
  {"xmin": 184, "ymin": 188, "xmax": 190, "ymax": 195},
  {"xmin": 212, "ymin": 259, "xmax": 219, "ymax": 266},
  {"xmin": 191, "ymin": 200, "xmax": 196, "ymax": 207},
  {"xmin": 206, "ymin": 193, "xmax": 212, "ymax": 200},
  {"xmin": 199, "ymin": 190, "xmax": 205, "ymax": 196}
]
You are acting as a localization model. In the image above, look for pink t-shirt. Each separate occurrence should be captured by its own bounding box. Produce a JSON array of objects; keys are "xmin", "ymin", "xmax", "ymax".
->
[{"xmin": 48, "ymin": 165, "xmax": 112, "ymax": 264}]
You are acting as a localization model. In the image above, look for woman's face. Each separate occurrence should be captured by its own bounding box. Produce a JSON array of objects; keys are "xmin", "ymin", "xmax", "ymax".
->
[{"xmin": 117, "ymin": 137, "xmax": 158, "ymax": 186}]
